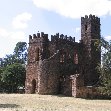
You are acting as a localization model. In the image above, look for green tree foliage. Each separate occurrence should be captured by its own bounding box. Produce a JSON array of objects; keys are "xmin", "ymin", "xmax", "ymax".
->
[
  {"xmin": 14, "ymin": 42, "xmax": 27, "ymax": 64},
  {"xmin": 98, "ymin": 38, "xmax": 111, "ymax": 97},
  {"xmin": 0, "ymin": 41, "xmax": 27, "ymax": 93},
  {"xmin": 0, "ymin": 54, "xmax": 18, "ymax": 67},
  {"xmin": 0, "ymin": 42, "xmax": 27, "ymax": 67},
  {"xmin": 1, "ymin": 63, "xmax": 26, "ymax": 93}
]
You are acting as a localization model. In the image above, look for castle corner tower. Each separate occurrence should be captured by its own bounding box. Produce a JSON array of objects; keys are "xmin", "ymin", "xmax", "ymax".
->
[{"xmin": 81, "ymin": 14, "xmax": 101, "ymax": 85}]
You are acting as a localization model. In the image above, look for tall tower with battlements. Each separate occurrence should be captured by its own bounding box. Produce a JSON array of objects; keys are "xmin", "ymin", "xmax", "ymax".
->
[
  {"xmin": 81, "ymin": 14, "xmax": 101, "ymax": 85},
  {"xmin": 25, "ymin": 32, "xmax": 50, "ymax": 93}
]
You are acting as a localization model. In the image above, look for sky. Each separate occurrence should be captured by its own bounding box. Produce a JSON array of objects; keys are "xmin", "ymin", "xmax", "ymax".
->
[{"xmin": 0, "ymin": 0, "xmax": 111, "ymax": 58}]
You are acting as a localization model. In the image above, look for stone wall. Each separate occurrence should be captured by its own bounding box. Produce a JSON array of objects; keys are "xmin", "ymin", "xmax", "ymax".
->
[
  {"xmin": 38, "ymin": 52, "xmax": 60, "ymax": 94},
  {"xmin": 70, "ymin": 74, "xmax": 84, "ymax": 97},
  {"xmin": 70, "ymin": 74, "xmax": 98, "ymax": 98},
  {"xmin": 25, "ymin": 62, "xmax": 39, "ymax": 93},
  {"xmin": 62, "ymin": 75, "xmax": 72, "ymax": 96},
  {"xmin": 75, "ymin": 86, "xmax": 98, "ymax": 98}
]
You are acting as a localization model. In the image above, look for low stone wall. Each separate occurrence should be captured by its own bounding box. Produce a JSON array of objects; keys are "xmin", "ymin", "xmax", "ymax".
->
[
  {"xmin": 70, "ymin": 74, "xmax": 99, "ymax": 98},
  {"xmin": 75, "ymin": 86, "xmax": 99, "ymax": 98}
]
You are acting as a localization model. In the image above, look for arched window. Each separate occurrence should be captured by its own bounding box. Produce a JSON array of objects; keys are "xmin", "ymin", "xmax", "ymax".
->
[
  {"xmin": 60, "ymin": 54, "xmax": 65, "ymax": 63},
  {"xmin": 85, "ymin": 24, "xmax": 87, "ymax": 31},
  {"xmin": 74, "ymin": 52, "xmax": 78, "ymax": 64},
  {"xmin": 35, "ymin": 47, "xmax": 39, "ymax": 61}
]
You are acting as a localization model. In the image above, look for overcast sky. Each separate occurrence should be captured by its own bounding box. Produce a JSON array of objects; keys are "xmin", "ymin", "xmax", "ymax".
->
[{"xmin": 0, "ymin": 0, "xmax": 111, "ymax": 57}]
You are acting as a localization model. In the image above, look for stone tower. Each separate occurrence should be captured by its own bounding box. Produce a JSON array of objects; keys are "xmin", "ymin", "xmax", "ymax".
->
[
  {"xmin": 81, "ymin": 15, "xmax": 101, "ymax": 85},
  {"xmin": 25, "ymin": 32, "xmax": 60, "ymax": 94},
  {"xmin": 25, "ymin": 32, "xmax": 50, "ymax": 93}
]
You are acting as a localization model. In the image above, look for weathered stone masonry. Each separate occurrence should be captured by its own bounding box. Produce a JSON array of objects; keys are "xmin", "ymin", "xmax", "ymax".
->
[{"xmin": 25, "ymin": 15, "xmax": 101, "ymax": 98}]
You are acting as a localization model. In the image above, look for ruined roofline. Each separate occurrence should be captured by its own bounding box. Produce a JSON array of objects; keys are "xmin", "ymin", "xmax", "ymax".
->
[
  {"xmin": 51, "ymin": 33, "xmax": 75, "ymax": 43},
  {"xmin": 29, "ymin": 32, "xmax": 76, "ymax": 44}
]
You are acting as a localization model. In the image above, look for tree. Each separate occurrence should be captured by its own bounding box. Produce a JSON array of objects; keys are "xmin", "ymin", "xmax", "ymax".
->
[
  {"xmin": 0, "ymin": 54, "xmax": 17, "ymax": 67},
  {"xmin": 0, "ymin": 42, "xmax": 27, "ymax": 67},
  {"xmin": 14, "ymin": 42, "xmax": 27, "ymax": 64},
  {"xmin": 0, "ymin": 41, "xmax": 27, "ymax": 93},
  {"xmin": 98, "ymin": 38, "xmax": 111, "ymax": 97},
  {"xmin": 1, "ymin": 63, "xmax": 26, "ymax": 93}
]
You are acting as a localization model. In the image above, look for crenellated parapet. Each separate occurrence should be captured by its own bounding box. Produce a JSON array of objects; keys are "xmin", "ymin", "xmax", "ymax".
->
[
  {"xmin": 29, "ymin": 32, "xmax": 49, "ymax": 44},
  {"xmin": 51, "ymin": 33, "xmax": 75, "ymax": 43},
  {"xmin": 81, "ymin": 14, "xmax": 100, "ymax": 24},
  {"xmin": 29, "ymin": 32, "xmax": 75, "ymax": 44}
]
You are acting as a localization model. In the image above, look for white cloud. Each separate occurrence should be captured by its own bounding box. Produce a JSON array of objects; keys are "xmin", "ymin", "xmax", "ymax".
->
[
  {"xmin": 0, "ymin": 27, "xmax": 25, "ymax": 40},
  {"xmin": 12, "ymin": 12, "xmax": 32, "ymax": 29},
  {"xmin": 104, "ymin": 35, "xmax": 111, "ymax": 41},
  {"xmin": 10, "ymin": 31, "xmax": 25, "ymax": 40},
  {"xmin": 0, "ymin": 28, "xmax": 9, "ymax": 37},
  {"xmin": 75, "ymin": 27, "xmax": 80, "ymax": 33},
  {"xmin": 32, "ymin": 0, "xmax": 111, "ymax": 18}
]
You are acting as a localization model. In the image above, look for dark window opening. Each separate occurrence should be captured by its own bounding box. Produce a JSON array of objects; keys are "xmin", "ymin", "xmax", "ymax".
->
[
  {"xmin": 31, "ymin": 79, "xmax": 36, "ymax": 94},
  {"xmin": 95, "ymin": 26, "xmax": 97, "ymax": 32},
  {"xmin": 60, "ymin": 54, "xmax": 65, "ymax": 63},
  {"xmin": 58, "ymin": 76, "xmax": 65, "ymax": 94},
  {"xmin": 85, "ymin": 24, "xmax": 87, "ymax": 31},
  {"xmin": 35, "ymin": 47, "xmax": 39, "ymax": 61},
  {"xmin": 74, "ymin": 52, "xmax": 78, "ymax": 64}
]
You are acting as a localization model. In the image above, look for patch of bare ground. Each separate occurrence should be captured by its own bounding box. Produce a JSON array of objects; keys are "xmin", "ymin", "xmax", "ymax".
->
[{"xmin": 0, "ymin": 94, "xmax": 111, "ymax": 111}]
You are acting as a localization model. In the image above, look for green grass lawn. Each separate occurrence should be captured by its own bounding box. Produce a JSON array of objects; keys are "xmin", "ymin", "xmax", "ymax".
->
[{"xmin": 0, "ymin": 94, "xmax": 111, "ymax": 111}]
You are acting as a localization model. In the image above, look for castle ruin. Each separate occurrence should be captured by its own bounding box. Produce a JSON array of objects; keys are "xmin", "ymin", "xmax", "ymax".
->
[{"xmin": 25, "ymin": 15, "xmax": 101, "ymax": 98}]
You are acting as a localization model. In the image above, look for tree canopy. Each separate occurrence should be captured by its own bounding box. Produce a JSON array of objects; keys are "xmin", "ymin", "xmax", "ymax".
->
[
  {"xmin": 98, "ymin": 38, "xmax": 111, "ymax": 97},
  {"xmin": 0, "ymin": 41, "xmax": 27, "ymax": 93},
  {"xmin": 1, "ymin": 63, "xmax": 26, "ymax": 93}
]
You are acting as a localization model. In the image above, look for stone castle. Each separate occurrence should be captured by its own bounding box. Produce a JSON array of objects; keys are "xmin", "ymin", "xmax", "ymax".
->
[{"xmin": 25, "ymin": 15, "xmax": 101, "ymax": 98}]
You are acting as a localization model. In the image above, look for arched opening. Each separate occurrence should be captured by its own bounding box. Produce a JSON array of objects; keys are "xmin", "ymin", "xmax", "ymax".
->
[
  {"xmin": 31, "ymin": 79, "xmax": 36, "ymax": 94},
  {"xmin": 60, "ymin": 50, "xmax": 66, "ymax": 63},
  {"xmin": 60, "ymin": 54, "xmax": 65, "ymax": 63},
  {"xmin": 58, "ymin": 76, "xmax": 65, "ymax": 94},
  {"xmin": 85, "ymin": 24, "xmax": 87, "ymax": 31},
  {"xmin": 74, "ymin": 52, "xmax": 78, "ymax": 64},
  {"xmin": 35, "ymin": 47, "xmax": 39, "ymax": 61}
]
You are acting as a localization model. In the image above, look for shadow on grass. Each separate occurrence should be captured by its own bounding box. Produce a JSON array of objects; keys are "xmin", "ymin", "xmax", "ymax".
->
[
  {"xmin": 83, "ymin": 95, "xmax": 111, "ymax": 100},
  {"xmin": 50, "ymin": 94, "xmax": 72, "ymax": 98},
  {"xmin": 0, "ymin": 104, "xmax": 20, "ymax": 108},
  {"xmin": 84, "ymin": 98, "xmax": 111, "ymax": 100},
  {"xmin": 50, "ymin": 94, "xmax": 111, "ymax": 100}
]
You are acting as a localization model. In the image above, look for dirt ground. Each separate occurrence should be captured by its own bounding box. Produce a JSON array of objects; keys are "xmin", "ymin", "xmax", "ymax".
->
[{"xmin": 0, "ymin": 94, "xmax": 111, "ymax": 111}]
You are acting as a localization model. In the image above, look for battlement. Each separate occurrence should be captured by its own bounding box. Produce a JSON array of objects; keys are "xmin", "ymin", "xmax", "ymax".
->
[
  {"xmin": 29, "ymin": 32, "xmax": 75, "ymax": 44},
  {"xmin": 51, "ymin": 33, "xmax": 75, "ymax": 43},
  {"xmin": 29, "ymin": 32, "xmax": 48, "ymax": 44},
  {"xmin": 81, "ymin": 14, "xmax": 100, "ymax": 23}
]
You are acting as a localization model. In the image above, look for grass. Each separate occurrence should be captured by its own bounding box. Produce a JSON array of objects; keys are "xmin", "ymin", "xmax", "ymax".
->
[{"xmin": 0, "ymin": 94, "xmax": 111, "ymax": 111}]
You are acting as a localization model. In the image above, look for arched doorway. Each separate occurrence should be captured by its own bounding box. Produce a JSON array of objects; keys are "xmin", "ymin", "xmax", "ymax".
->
[
  {"xmin": 58, "ymin": 76, "xmax": 65, "ymax": 94},
  {"xmin": 31, "ymin": 79, "xmax": 36, "ymax": 94}
]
